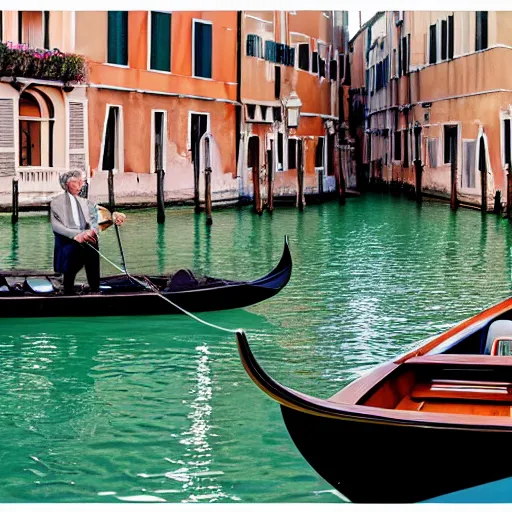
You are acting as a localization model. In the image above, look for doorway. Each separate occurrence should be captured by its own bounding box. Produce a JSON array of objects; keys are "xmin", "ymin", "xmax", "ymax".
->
[{"xmin": 190, "ymin": 112, "xmax": 208, "ymax": 211}]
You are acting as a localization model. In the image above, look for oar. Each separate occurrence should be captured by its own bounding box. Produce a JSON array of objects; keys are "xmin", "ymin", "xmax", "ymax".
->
[
  {"xmin": 114, "ymin": 221, "xmax": 128, "ymax": 273},
  {"xmin": 97, "ymin": 205, "xmax": 127, "ymax": 274}
]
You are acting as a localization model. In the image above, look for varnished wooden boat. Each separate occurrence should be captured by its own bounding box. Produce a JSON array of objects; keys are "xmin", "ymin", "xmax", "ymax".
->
[
  {"xmin": 0, "ymin": 236, "xmax": 292, "ymax": 318},
  {"xmin": 236, "ymin": 296, "xmax": 512, "ymax": 503}
]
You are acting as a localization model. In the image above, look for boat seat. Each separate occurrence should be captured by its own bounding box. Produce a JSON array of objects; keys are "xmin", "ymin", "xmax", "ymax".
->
[
  {"xmin": 166, "ymin": 269, "xmax": 198, "ymax": 292},
  {"xmin": 483, "ymin": 320, "xmax": 512, "ymax": 355},
  {"xmin": 23, "ymin": 277, "xmax": 54, "ymax": 294}
]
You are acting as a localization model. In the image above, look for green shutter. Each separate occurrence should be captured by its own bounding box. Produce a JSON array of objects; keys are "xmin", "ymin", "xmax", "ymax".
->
[
  {"xmin": 194, "ymin": 21, "xmax": 212, "ymax": 79},
  {"xmin": 150, "ymin": 12, "xmax": 171, "ymax": 72},
  {"xmin": 108, "ymin": 11, "xmax": 128, "ymax": 65}
]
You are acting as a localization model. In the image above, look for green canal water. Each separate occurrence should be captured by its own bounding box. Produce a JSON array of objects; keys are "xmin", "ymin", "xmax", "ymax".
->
[{"xmin": 1, "ymin": 194, "xmax": 512, "ymax": 503}]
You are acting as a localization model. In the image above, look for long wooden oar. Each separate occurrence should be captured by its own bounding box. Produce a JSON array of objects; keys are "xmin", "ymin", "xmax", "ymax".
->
[{"xmin": 97, "ymin": 205, "xmax": 127, "ymax": 273}]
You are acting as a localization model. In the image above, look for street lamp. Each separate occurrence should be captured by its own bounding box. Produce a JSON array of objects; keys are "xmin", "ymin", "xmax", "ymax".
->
[{"xmin": 286, "ymin": 91, "xmax": 302, "ymax": 128}]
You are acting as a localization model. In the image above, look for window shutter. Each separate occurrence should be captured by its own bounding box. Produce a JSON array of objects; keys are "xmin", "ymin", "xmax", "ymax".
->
[
  {"xmin": 441, "ymin": 19, "xmax": 447, "ymax": 60},
  {"xmin": 448, "ymin": 15, "xmax": 454, "ymax": 59},
  {"xmin": 150, "ymin": 12, "xmax": 171, "ymax": 72},
  {"xmin": 0, "ymin": 99, "xmax": 16, "ymax": 177},
  {"xmin": 68, "ymin": 101, "xmax": 88, "ymax": 175},
  {"xmin": 429, "ymin": 24, "xmax": 437, "ymax": 64},
  {"xmin": 194, "ymin": 21, "xmax": 212, "ymax": 78},
  {"xmin": 108, "ymin": 11, "xmax": 128, "ymax": 65}
]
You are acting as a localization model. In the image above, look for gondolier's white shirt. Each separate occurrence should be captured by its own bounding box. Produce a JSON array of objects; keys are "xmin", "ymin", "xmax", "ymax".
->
[{"xmin": 67, "ymin": 192, "xmax": 81, "ymax": 228}]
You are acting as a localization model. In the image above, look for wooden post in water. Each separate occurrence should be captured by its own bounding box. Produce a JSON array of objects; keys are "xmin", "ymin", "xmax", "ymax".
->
[
  {"xmin": 267, "ymin": 147, "xmax": 274, "ymax": 213},
  {"xmin": 108, "ymin": 169, "xmax": 115, "ymax": 212},
  {"xmin": 11, "ymin": 177, "xmax": 18, "ymax": 224},
  {"xmin": 414, "ymin": 126, "xmax": 422, "ymax": 203},
  {"xmin": 156, "ymin": 167, "xmax": 165, "ymax": 224},
  {"xmin": 297, "ymin": 139, "xmax": 305, "ymax": 211},
  {"xmin": 450, "ymin": 134, "xmax": 458, "ymax": 211},
  {"xmin": 204, "ymin": 136, "xmax": 213, "ymax": 225},
  {"xmin": 508, "ymin": 165, "xmax": 512, "ymax": 220},
  {"xmin": 479, "ymin": 136, "xmax": 487, "ymax": 214},
  {"xmin": 193, "ymin": 141, "xmax": 201, "ymax": 213}
]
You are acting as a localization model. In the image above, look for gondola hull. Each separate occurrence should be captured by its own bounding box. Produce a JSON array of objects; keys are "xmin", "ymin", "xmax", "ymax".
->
[
  {"xmin": 0, "ymin": 237, "xmax": 292, "ymax": 318},
  {"xmin": 235, "ymin": 295, "xmax": 512, "ymax": 503},
  {"xmin": 281, "ymin": 406, "xmax": 512, "ymax": 504}
]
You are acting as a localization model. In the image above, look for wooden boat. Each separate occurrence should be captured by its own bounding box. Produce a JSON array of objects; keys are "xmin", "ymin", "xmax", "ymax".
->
[
  {"xmin": 0, "ymin": 236, "xmax": 292, "ymax": 318},
  {"xmin": 235, "ymin": 296, "xmax": 512, "ymax": 504}
]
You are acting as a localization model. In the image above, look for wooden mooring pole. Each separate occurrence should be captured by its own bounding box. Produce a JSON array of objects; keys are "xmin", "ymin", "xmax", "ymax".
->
[
  {"xmin": 297, "ymin": 139, "xmax": 305, "ymax": 211},
  {"xmin": 267, "ymin": 148, "xmax": 274, "ymax": 213},
  {"xmin": 156, "ymin": 167, "xmax": 166, "ymax": 224},
  {"xmin": 450, "ymin": 135, "xmax": 458, "ymax": 211},
  {"xmin": 508, "ymin": 165, "xmax": 512, "ymax": 220},
  {"xmin": 204, "ymin": 137, "xmax": 213, "ymax": 225},
  {"xmin": 108, "ymin": 169, "xmax": 115, "ymax": 212},
  {"xmin": 193, "ymin": 141, "xmax": 201, "ymax": 213},
  {"xmin": 11, "ymin": 177, "xmax": 18, "ymax": 224}
]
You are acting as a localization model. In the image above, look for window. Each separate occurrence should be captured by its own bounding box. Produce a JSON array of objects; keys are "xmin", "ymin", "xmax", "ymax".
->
[
  {"xmin": 247, "ymin": 34, "xmax": 263, "ymax": 58},
  {"xmin": 288, "ymin": 138, "xmax": 297, "ymax": 169},
  {"xmin": 403, "ymin": 129, "xmax": 409, "ymax": 167},
  {"xmin": 441, "ymin": 19, "xmax": 447, "ymax": 60},
  {"xmin": 311, "ymin": 51, "xmax": 318, "ymax": 73},
  {"xmin": 503, "ymin": 119, "xmax": 511, "ymax": 169},
  {"xmin": 151, "ymin": 110, "xmax": 167, "ymax": 173},
  {"xmin": 448, "ymin": 15, "xmax": 454, "ymax": 59},
  {"xmin": 275, "ymin": 66, "xmax": 281, "ymax": 99},
  {"xmin": 463, "ymin": 140, "xmax": 476, "ymax": 188},
  {"xmin": 18, "ymin": 11, "xmax": 44, "ymax": 48},
  {"xmin": 108, "ymin": 11, "xmax": 128, "ymax": 65},
  {"xmin": 193, "ymin": 20, "xmax": 212, "ymax": 79},
  {"xmin": 429, "ymin": 24, "xmax": 437, "ymax": 64},
  {"xmin": 298, "ymin": 43, "xmax": 310, "ymax": 71},
  {"xmin": 101, "ymin": 106, "xmax": 122, "ymax": 171},
  {"xmin": 476, "ymin": 11, "xmax": 488, "ymax": 51},
  {"xmin": 394, "ymin": 130, "xmax": 401, "ymax": 161},
  {"xmin": 401, "ymin": 35, "xmax": 409, "ymax": 75},
  {"xmin": 150, "ymin": 12, "xmax": 171, "ymax": 72},
  {"xmin": 428, "ymin": 138, "xmax": 438, "ymax": 168},
  {"xmin": 444, "ymin": 125, "xmax": 458, "ymax": 164},
  {"xmin": 315, "ymin": 137, "xmax": 324, "ymax": 168},
  {"xmin": 44, "ymin": 11, "xmax": 50, "ymax": 49}
]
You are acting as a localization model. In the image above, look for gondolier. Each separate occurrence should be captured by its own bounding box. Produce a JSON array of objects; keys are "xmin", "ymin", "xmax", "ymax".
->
[{"xmin": 50, "ymin": 170, "xmax": 126, "ymax": 295}]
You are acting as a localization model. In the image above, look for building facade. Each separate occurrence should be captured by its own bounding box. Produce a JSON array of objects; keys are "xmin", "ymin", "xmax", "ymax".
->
[
  {"xmin": 239, "ymin": 10, "xmax": 347, "ymax": 211},
  {"xmin": 0, "ymin": 10, "xmax": 350, "ymax": 210},
  {"xmin": 350, "ymin": 10, "xmax": 512, "ymax": 211}
]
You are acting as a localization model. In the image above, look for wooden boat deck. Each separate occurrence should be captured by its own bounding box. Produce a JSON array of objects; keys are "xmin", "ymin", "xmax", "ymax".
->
[{"xmin": 354, "ymin": 353, "xmax": 512, "ymax": 417}]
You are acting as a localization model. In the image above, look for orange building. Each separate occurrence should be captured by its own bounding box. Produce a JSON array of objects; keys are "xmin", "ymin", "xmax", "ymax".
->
[
  {"xmin": 350, "ymin": 10, "xmax": 512, "ymax": 212},
  {"xmin": 239, "ymin": 10, "xmax": 347, "ymax": 210},
  {"xmin": 0, "ymin": 10, "xmax": 350, "ymax": 209}
]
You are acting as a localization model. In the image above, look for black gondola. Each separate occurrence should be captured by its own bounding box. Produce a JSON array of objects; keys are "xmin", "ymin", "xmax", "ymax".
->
[{"xmin": 0, "ymin": 236, "xmax": 292, "ymax": 318}]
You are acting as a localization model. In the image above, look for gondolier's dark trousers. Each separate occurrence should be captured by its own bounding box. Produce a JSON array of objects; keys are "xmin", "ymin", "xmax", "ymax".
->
[{"xmin": 54, "ymin": 233, "xmax": 100, "ymax": 294}]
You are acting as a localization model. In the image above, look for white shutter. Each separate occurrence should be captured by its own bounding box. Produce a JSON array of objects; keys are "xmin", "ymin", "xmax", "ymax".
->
[
  {"xmin": 0, "ymin": 99, "xmax": 16, "ymax": 177},
  {"xmin": 68, "ymin": 100, "xmax": 88, "ymax": 175}
]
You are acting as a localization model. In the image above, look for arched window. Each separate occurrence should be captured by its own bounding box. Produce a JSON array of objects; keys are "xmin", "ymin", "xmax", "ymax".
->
[{"xmin": 18, "ymin": 90, "xmax": 54, "ymax": 167}]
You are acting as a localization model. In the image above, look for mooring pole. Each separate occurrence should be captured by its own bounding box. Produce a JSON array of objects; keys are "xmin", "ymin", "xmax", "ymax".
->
[
  {"xmin": 193, "ymin": 141, "xmax": 201, "ymax": 213},
  {"xmin": 204, "ymin": 137, "xmax": 213, "ymax": 225},
  {"xmin": 450, "ymin": 135, "xmax": 458, "ymax": 211},
  {"xmin": 11, "ymin": 177, "xmax": 18, "ymax": 224},
  {"xmin": 156, "ymin": 167, "xmax": 165, "ymax": 224},
  {"xmin": 508, "ymin": 165, "xmax": 512, "ymax": 220},
  {"xmin": 297, "ymin": 139, "xmax": 305, "ymax": 211},
  {"xmin": 108, "ymin": 168, "xmax": 115, "ymax": 212},
  {"xmin": 267, "ymin": 148, "xmax": 274, "ymax": 213}
]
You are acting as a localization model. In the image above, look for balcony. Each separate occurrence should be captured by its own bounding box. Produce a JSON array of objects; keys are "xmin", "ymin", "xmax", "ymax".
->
[{"xmin": 0, "ymin": 43, "xmax": 87, "ymax": 85}]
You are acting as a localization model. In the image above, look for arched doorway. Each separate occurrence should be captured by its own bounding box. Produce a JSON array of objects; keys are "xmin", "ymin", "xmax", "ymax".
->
[{"xmin": 18, "ymin": 89, "xmax": 54, "ymax": 167}]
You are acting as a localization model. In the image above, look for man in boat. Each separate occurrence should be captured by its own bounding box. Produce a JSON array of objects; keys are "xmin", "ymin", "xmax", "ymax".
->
[{"xmin": 50, "ymin": 170, "xmax": 126, "ymax": 295}]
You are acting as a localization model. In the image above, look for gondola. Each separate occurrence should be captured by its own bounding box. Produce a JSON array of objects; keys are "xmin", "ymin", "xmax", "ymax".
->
[
  {"xmin": 0, "ymin": 236, "xmax": 292, "ymax": 318},
  {"xmin": 235, "ymin": 295, "xmax": 512, "ymax": 504}
]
